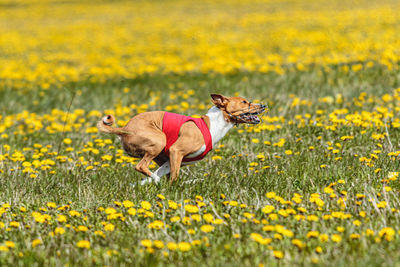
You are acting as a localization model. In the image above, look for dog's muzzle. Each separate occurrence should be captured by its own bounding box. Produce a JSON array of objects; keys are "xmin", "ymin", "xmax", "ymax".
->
[{"xmin": 238, "ymin": 104, "xmax": 267, "ymax": 124}]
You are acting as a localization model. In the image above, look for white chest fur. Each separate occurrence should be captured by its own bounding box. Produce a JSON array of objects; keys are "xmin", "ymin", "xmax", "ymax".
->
[{"xmin": 207, "ymin": 106, "xmax": 234, "ymax": 146}]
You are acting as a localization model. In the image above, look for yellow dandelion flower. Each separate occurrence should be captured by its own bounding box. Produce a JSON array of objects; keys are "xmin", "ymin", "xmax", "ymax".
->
[
  {"xmin": 140, "ymin": 239, "xmax": 152, "ymax": 248},
  {"xmin": 104, "ymin": 223, "xmax": 115, "ymax": 232},
  {"xmin": 291, "ymin": 239, "xmax": 304, "ymax": 249},
  {"xmin": 57, "ymin": 215, "xmax": 67, "ymax": 223},
  {"xmin": 200, "ymin": 224, "xmax": 215, "ymax": 233},
  {"xmin": 154, "ymin": 240, "xmax": 164, "ymax": 249},
  {"xmin": 54, "ymin": 227, "xmax": 65, "ymax": 235},
  {"xmin": 95, "ymin": 230, "xmax": 105, "ymax": 238},
  {"xmin": 167, "ymin": 242, "xmax": 177, "ymax": 251},
  {"xmin": 47, "ymin": 202, "xmax": 57, "ymax": 208},
  {"xmin": 184, "ymin": 205, "xmax": 199, "ymax": 213},
  {"xmin": 122, "ymin": 200, "xmax": 134, "ymax": 208},
  {"xmin": 5, "ymin": 241, "xmax": 15, "ymax": 248},
  {"xmin": 331, "ymin": 234, "xmax": 342, "ymax": 243},
  {"xmin": 178, "ymin": 242, "xmax": 191, "ymax": 252},
  {"xmin": 63, "ymin": 138, "xmax": 72, "ymax": 145},
  {"xmin": 127, "ymin": 208, "xmax": 136, "ymax": 216},
  {"xmin": 31, "ymin": 239, "xmax": 42, "ymax": 248},
  {"xmin": 76, "ymin": 240, "xmax": 90, "ymax": 249},
  {"xmin": 9, "ymin": 221, "xmax": 20, "ymax": 228},
  {"xmin": 141, "ymin": 201, "xmax": 151, "ymax": 210},
  {"xmin": 261, "ymin": 205, "xmax": 275, "ymax": 214},
  {"xmin": 273, "ymin": 250, "xmax": 283, "ymax": 259},
  {"xmin": 285, "ymin": 150, "xmax": 293, "ymax": 155}
]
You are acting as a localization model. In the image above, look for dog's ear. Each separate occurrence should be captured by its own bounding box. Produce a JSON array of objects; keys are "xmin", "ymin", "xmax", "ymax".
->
[{"xmin": 211, "ymin": 94, "xmax": 228, "ymax": 107}]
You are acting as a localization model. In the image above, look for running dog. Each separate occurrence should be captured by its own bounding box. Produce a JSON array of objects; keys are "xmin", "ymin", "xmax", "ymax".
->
[{"xmin": 97, "ymin": 94, "xmax": 266, "ymax": 184}]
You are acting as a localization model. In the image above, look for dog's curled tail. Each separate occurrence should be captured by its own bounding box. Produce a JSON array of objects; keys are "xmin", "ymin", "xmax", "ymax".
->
[{"xmin": 97, "ymin": 115, "xmax": 129, "ymax": 135}]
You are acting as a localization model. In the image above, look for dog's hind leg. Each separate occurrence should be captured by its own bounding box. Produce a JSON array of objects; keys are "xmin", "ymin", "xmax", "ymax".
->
[{"xmin": 135, "ymin": 152, "xmax": 161, "ymax": 184}]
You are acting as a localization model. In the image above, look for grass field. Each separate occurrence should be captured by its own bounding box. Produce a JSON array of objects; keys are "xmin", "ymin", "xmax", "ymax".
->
[{"xmin": 1, "ymin": 0, "xmax": 400, "ymax": 266}]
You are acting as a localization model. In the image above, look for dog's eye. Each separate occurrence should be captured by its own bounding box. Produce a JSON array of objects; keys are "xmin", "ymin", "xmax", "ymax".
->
[{"xmin": 242, "ymin": 101, "xmax": 247, "ymax": 104}]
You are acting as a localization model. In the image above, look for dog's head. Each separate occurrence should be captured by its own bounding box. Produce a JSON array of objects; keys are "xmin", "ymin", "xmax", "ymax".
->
[{"xmin": 211, "ymin": 94, "xmax": 267, "ymax": 124}]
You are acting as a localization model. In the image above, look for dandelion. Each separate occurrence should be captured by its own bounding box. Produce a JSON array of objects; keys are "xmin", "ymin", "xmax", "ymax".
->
[
  {"xmin": 365, "ymin": 229, "xmax": 375, "ymax": 236},
  {"xmin": 154, "ymin": 240, "xmax": 164, "ymax": 249},
  {"xmin": 250, "ymin": 233, "xmax": 271, "ymax": 245},
  {"xmin": 148, "ymin": 220, "xmax": 164, "ymax": 230},
  {"xmin": 167, "ymin": 242, "xmax": 177, "ymax": 251},
  {"xmin": 5, "ymin": 241, "xmax": 15, "ymax": 248},
  {"xmin": 32, "ymin": 239, "xmax": 42, "ymax": 248},
  {"xmin": 104, "ymin": 223, "xmax": 115, "ymax": 232},
  {"xmin": 168, "ymin": 200, "xmax": 178, "ymax": 210},
  {"xmin": 178, "ymin": 242, "xmax": 191, "ymax": 252},
  {"xmin": 311, "ymin": 258, "xmax": 319, "ymax": 263},
  {"xmin": 200, "ymin": 225, "xmax": 215, "ymax": 233},
  {"xmin": 69, "ymin": 210, "xmax": 81, "ymax": 217},
  {"xmin": 292, "ymin": 239, "xmax": 304, "ymax": 249},
  {"xmin": 377, "ymin": 201, "xmax": 387, "ymax": 209},
  {"xmin": 184, "ymin": 205, "xmax": 199, "ymax": 213},
  {"xmin": 170, "ymin": 216, "xmax": 180, "ymax": 222},
  {"xmin": 379, "ymin": 227, "xmax": 395, "ymax": 241},
  {"xmin": 350, "ymin": 234, "xmax": 360, "ymax": 240},
  {"xmin": 141, "ymin": 201, "xmax": 151, "ymax": 210},
  {"xmin": 261, "ymin": 205, "xmax": 275, "ymax": 214},
  {"xmin": 306, "ymin": 231, "xmax": 319, "ymax": 239},
  {"xmin": 317, "ymin": 234, "xmax": 328, "ymax": 243},
  {"xmin": 273, "ymin": 250, "xmax": 283, "ymax": 259},
  {"xmin": 285, "ymin": 150, "xmax": 293, "ymax": 155},
  {"xmin": 331, "ymin": 234, "xmax": 342, "ymax": 243},
  {"xmin": 95, "ymin": 230, "xmax": 105, "ymax": 238},
  {"xmin": 57, "ymin": 215, "xmax": 67, "ymax": 223},
  {"xmin": 9, "ymin": 221, "xmax": 20, "ymax": 228},
  {"xmin": 140, "ymin": 240, "xmax": 152, "ymax": 248},
  {"xmin": 233, "ymin": 233, "xmax": 241, "ymax": 239},
  {"xmin": 229, "ymin": 200, "xmax": 238, "ymax": 206},
  {"xmin": 187, "ymin": 229, "xmax": 196, "ymax": 235},
  {"xmin": 127, "ymin": 208, "xmax": 136, "ymax": 216},
  {"xmin": 54, "ymin": 227, "xmax": 65, "ymax": 235},
  {"xmin": 76, "ymin": 240, "xmax": 90, "ymax": 249},
  {"xmin": 337, "ymin": 227, "xmax": 345, "ymax": 233},
  {"xmin": 47, "ymin": 202, "xmax": 57, "ymax": 208}
]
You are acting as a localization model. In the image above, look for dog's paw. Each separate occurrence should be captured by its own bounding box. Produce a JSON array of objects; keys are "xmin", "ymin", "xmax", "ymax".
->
[{"xmin": 140, "ymin": 178, "xmax": 152, "ymax": 186}]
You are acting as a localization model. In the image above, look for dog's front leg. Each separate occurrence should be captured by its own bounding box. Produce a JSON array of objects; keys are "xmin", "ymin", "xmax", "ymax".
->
[{"xmin": 169, "ymin": 147, "xmax": 184, "ymax": 183}]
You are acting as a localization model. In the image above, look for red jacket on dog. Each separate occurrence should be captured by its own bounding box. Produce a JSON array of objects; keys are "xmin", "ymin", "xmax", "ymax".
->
[{"xmin": 162, "ymin": 112, "xmax": 212, "ymax": 162}]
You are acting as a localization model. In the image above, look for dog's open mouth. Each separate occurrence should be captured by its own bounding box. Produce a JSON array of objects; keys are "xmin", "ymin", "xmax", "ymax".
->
[
  {"xmin": 240, "ymin": 113, "xmax": 262, "ymax": 124},
  {"xmin": 238, "ymin": 104, "xmax": 267, "ymax": 124}
]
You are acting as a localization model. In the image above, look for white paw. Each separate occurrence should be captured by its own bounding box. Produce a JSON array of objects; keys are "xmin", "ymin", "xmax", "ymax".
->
[{"xmin": 140, "ymin": 178, "xmax": 152, "ymax": 186}]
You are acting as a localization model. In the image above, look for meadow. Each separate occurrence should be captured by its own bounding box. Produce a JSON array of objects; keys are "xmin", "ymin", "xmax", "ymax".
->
[{"xmin": 1, "ymin": 0, "xmax": 400, "ymax": 266}]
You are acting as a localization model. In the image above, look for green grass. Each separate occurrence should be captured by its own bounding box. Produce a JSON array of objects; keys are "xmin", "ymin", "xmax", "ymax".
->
[{"xmin": 1, "ymin": 66, "xmax": 400, "ymax": 266}]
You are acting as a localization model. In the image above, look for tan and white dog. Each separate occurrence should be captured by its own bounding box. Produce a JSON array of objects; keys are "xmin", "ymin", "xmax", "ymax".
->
[{"xmin": 97, "ymin": 94, "xmax": 266, "ymax": 185}]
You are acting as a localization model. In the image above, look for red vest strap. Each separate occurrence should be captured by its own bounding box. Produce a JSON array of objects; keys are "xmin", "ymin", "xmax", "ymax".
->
[{"xmin": 162, "ymin": 112, "xmax": 213, "ymax": 162}]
